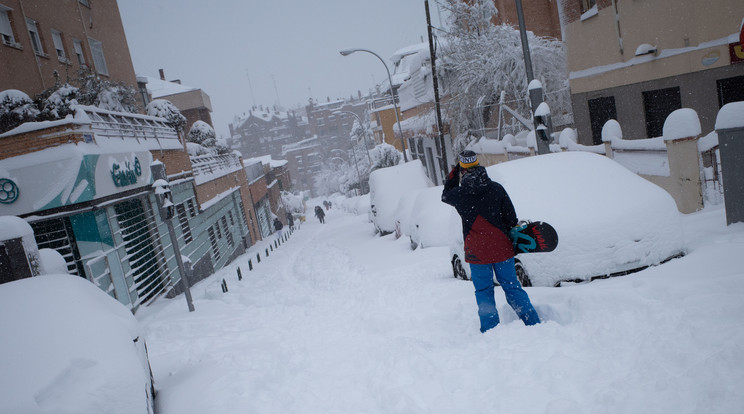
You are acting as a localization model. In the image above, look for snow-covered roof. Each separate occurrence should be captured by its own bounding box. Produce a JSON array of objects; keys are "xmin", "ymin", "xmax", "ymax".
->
[
  {"xmin": 244, "ymin": 155, "xmax": 288, "ymax": 169},
  {"xmin": 380, "ymin": 42, "xmax": 431, "ymax": 90},
  {"xmin": 140, "ymin": 75, "xmax": 197, "ymax": 98},
  {"xmin": 398, "ymin": 109, "xmax": 437, "ymax": 135},
  {"xmin": 233, "ymin": 107, "xmax": 293, "ymax": 129}
]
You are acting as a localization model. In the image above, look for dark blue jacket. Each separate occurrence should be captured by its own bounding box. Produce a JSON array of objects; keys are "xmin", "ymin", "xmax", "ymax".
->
[{"xmin": 442, "ymin": 166, "xmax": 517, "ymax": 264}]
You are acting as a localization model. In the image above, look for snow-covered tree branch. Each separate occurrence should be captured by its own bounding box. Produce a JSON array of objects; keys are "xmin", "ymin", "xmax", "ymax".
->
[{"xmin": 438, "ymin": 0, "xmax": 572, "ymax": 150}]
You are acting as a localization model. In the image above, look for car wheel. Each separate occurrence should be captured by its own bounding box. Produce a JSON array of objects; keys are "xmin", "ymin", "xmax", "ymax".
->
[
  {"xmin": 515, "ymin": 259, "xmax": 532, "ymax": 287},
  {"xmin": 452, "ymin": 255, "xmax": 469, "ymax": 280}
]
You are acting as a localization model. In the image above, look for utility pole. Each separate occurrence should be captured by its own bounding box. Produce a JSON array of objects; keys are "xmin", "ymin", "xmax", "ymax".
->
[
  {"xmin": 425, "ymin": 0, "xmax": 449, "ymax": 181},
  {"xmin": 514, "ymin": 0, "xmax": 553, "ymax": 155}
]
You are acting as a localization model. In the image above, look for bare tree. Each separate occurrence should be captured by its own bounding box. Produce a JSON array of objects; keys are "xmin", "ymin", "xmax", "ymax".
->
[{"xmin": 438, "ymin": 0, "xmax": 571, "ymax": 150}]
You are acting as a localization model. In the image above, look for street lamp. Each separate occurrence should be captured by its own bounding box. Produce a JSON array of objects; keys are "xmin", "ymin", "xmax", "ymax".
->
[{"xmin": 339, "ymin": 48, "xmax": 408, "ymax": 162}]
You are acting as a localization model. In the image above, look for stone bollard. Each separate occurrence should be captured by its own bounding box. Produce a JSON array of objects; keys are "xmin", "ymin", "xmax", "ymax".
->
[{"xmin": 663, "ymin": 109, "xmax": 704, "ymax": 214}]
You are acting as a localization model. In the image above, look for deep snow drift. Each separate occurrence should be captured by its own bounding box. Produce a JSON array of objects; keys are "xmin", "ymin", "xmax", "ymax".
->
[{"xmin": 135, "ymin": 202, "xmax": 744, "ymax": 414}]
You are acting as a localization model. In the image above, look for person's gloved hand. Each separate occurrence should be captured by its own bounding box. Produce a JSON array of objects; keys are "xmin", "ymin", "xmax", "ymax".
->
[{"xmin": 448, "ymin": 164, "xmax": 461, "ymax": 180}]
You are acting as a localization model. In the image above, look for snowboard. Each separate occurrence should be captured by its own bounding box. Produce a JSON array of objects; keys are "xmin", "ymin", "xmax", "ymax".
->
[{"xmin": 509, "ymin": 221, "xmax": 558, "ymax": 255}]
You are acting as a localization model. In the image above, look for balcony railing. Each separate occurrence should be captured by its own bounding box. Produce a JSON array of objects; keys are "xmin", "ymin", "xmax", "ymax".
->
[
  {"xmin": 78, "ymin": 105, "xmax": 182, "ymax": 150},
  {"xmin": 190, "ymin": 152, "xmax": 243, "ymax": 184}
]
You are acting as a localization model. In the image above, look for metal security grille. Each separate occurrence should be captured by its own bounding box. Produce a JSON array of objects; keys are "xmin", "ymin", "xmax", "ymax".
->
[
  {"xmin": 113, "ymin": 198, "xmax": 169, "ymax": 305},
  {"xmin": 223, "ymin": 216, "xmax": 234, "ymax": 248},
  {"xmin": 31, "ymin": 217, "xmax": 84, "ymax": 276},
  {"xmin": 176, "ymin": 204, "xmax": 193, "ymax": 244},
  {"xmin": 208, "ymin": 226, "xmax": 220, "ymax": 262}
]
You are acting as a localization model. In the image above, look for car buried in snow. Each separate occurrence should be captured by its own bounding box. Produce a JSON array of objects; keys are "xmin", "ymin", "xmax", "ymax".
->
[
  {"xmin": 0, "ymin": 274, "xmax": 156, "ymax": 413},
  {"xmin": 368, "ymin": 159, "xmax": 433, "ymax": 236},
  {"xmin": 441, "ymin": 151, "xmax": 686, "ymax": 287}
]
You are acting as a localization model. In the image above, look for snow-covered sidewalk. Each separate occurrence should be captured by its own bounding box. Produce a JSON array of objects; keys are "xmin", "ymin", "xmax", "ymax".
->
[{"xmin": 137, "ymin": 204, "xmax": 744, "ymax": 414}]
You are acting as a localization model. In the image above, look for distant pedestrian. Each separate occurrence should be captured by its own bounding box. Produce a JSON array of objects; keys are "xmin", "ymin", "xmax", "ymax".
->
[
  {"xmin": 323, "ymin": 200, "xmax": 330, "ymax": 210},
  {"xmin": 286, "ymin": 211, "xmax": 295, "ymax": 231},
  {"xmin": 442, "ymin": 150, "xmax": 540, "ymax": 333},
  {"xmin": 314, "ymin": 205, "xmax": 325, "ymax": 224},
  {"xmin": 273, "ymin": 217, "xmax": 284, "ymax": 238}
]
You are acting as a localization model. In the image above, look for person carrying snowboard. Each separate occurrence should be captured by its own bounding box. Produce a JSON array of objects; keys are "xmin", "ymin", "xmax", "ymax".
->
[
  {"xmin": 314, "ymin": 205, "xmax": 325, "ymax": 224},
  {"xmin": 442, "ymin": 150, "xmax": 540, "ymax": 333}
]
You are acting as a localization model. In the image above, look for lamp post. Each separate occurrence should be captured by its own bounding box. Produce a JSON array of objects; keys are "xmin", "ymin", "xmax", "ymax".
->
[{"xmin": 339, "ymin": 48, "xmax": 408, "ymax": 162}]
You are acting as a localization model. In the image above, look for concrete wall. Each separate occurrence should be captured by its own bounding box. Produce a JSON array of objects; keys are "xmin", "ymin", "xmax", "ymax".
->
[{"xmin": 571, "ymin": 64, "xmax": 744, "ymax": 144}]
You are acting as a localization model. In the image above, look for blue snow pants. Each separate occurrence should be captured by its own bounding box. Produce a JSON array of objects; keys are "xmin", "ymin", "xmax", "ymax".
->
[{"xmin": 469, "ymin": 258, "xmax": 540, "ymax": 332}]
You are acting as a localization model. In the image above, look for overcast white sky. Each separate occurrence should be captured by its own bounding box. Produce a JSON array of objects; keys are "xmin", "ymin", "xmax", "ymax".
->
[{"xmin": 118, "ymin": 0, "xmax": 444, "ymax": 138}]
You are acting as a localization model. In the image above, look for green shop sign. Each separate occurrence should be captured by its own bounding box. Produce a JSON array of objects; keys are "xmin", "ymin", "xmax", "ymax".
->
[{"xmin": 110, "ymin": 157, "xmax": 142, "ymax": 187}]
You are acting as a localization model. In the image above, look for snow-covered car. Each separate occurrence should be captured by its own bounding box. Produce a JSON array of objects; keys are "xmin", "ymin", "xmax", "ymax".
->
[
  {"xmin": 368, "ymin": 159, "xmax": 433, "ymax": 235},
  {"xmin": 0, "ymin": 275, "xmax": 156, "ymax": 413},
  {"xmin": 450, "ymin": 151, "xmax": 686, "ymax": 287},
  {"xmin": 408, "ymin": 185, "xmax": 459, "ymax": 250}
]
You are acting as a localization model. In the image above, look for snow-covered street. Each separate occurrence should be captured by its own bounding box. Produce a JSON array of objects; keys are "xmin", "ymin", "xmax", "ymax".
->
[{"xmin": 137, "ymin": 203, "xmax": 744, "ymax": 414}]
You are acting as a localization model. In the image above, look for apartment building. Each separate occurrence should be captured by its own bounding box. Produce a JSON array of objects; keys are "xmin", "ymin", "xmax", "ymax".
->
[
  {"xmin": 229, "ymin": 106, "xmax": 309, "ymax": 160},
  {"xmin": 143, "ymin": 70, "xmax": 214, "ymax": 132},
  {"xmin": 0, "ymin": 1, "xmax": 267, "ymax": 311},
  {"xmin": 562, "ymin": 0, "xmax": 744, "ymax": 144},
  {"xmin": 0, "ymin": 0, "xmax": 137, "ymax": 101}
]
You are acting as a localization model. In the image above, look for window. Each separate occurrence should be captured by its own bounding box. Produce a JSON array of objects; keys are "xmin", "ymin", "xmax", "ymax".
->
[
  {"xmin": 580, "ymin": 0, "xmax": 597, "ymax": 13},
  {"xmin": 642, "ymin": 87, "xmax": 681, "ymax": 138},
  {"xmin": 51, "ymin": 30, "xmax": 66, "ymax": 61},
  {"xmin": 187, "ymin": 199, "xmax": 196, "ymax": 216},
  {"xmin": 73, "ymin": 38, "xmax": 85, "ymax": 65},
  {"xmin": 0, "ymin": 6, "xmax": 16, "ymax": 46},
  {"xmin": 26, "ymin": 18, "xmax": 44, "ymax": 56},
  {"xmin": 87, "ymin": 37, "xmax": 108, "ymax": 75},
  {"xmin": 717, "ymin": 76, "xmax": 744, "ymax": 108},
  {"xmin": 587, "ymin": 96, "xmax": 617, "ymax": 145}
]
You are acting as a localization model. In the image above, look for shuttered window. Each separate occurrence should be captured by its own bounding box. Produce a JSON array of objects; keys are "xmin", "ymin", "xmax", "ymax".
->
[
  {"xmin": 0, "ymin": 7, "xmax": 16, "ymax": 46},
  {"xmin": 26, "ymin": 18, "xmax": 43, "ymax": 55},
  {"xmin": 51, "ymin": 30, "xmax": 65, "ymax": 61},
  {"xmin": 88, "ymin": 37, "xmax": 109, "ymax": 75}
]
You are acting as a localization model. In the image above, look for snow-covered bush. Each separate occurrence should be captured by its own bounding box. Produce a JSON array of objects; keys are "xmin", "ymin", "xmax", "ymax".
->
[
  {"xmin": 0, "ymin": 90, "xmax": 40, "ymax": 133},
  {"xmin": 75, "ymin": 68, "xmax": 138, "ymax": 113},
  {"xmin": 186, "ymin": 142, "xmax": 209, "ymax": 156},
  {"xmin": 369, "ymin": 143, "xmax": 402, "ymax": 171},
  {"xmin": 213, "ymin": 137, "xmax": 231, "ymax": 155},
  {"xmin": 188, "ymin": 120, "xmax": 217, "ymax": 147},
  {"xmin": 281, "ymin": 191, "xmax": 306, "ymax": 214},
  {"xmin": 40, "ymin": 84, "xmax": 79, "ymax": 120},
  {"xmin": 146, "ymin": 99, "xmax": 186, "ymax": 133}
]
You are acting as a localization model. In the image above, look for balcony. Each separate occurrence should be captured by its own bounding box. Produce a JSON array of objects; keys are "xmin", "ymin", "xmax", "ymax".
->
[{"xmin": 190, "ymin": 152, "xmax": 244, "ymax": 185}]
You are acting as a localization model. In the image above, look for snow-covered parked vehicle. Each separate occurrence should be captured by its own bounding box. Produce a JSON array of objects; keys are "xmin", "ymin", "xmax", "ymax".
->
[
  {"xmin": 368, "ymin": 159, "xmax": 433, "ymax": 235},
  {"xmin": 408, "ymin": 185, "xmax": 459, "ymax": 250},
  {"xmin": 0, "ymin": 275, "xmax": 156, "ymax": 413},
  {"xmin": 450, "ymin": 151, "xmax": 686, "ymax": 287}
]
